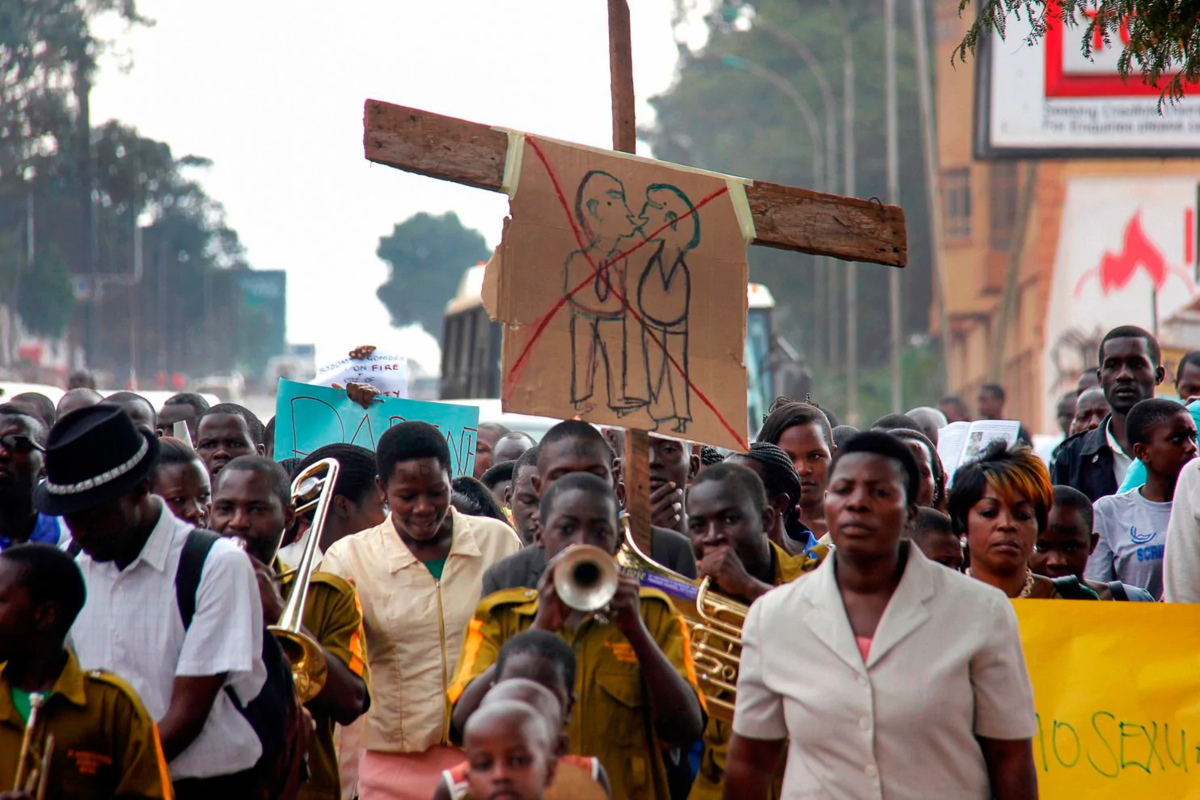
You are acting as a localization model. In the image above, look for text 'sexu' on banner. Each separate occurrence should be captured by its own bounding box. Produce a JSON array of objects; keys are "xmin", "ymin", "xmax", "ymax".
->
[{"xmin": 1016, "ymin": 600, "xmax": 1200, "ymax": 798}]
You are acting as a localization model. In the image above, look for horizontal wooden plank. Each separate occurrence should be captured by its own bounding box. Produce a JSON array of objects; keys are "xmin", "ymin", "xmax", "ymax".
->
[
  {"xmin": 745, "ymin": 181, "xmax": 907, "ymax": 267},
  {"xmin": 364, "ymin": 100, "xmax": 508, "ymax": 192},
  {"xmin": 364, "ymin": 99, "xmax": 907, "ymax": 267}
]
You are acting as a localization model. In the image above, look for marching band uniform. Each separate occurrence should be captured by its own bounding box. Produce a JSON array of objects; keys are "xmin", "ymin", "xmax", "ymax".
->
[{"xmin": 448, "ymin": 586, "xmax": 701, "ymax": 800}]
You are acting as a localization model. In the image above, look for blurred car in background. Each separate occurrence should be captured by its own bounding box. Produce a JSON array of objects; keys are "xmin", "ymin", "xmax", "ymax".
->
[
  {"xmin": 0, "ymin": 382, "xmax": 65, "ymax": 407},
  {"xmin": 441, "ymin": 398, "xmax": 559, "ymax": 442}
]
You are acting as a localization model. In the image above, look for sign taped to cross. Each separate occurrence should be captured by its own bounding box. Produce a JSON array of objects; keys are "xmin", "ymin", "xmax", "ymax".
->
[
  {"xmin": 484, "ymin": 134, "xmax": 753, "ymax": 449},
  {"xmin": 362, "ymin": 100, "xmax": 907, "ymax": 450}
]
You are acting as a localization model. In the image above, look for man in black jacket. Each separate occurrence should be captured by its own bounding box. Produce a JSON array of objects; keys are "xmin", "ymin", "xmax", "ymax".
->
[{"xmin": 1051, "ymin": 325, "xmax": 1164, "ymax": 501}]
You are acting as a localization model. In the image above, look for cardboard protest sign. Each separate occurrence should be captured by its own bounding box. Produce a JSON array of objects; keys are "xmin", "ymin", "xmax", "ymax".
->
[
  {"xmin": 484, "ymin": 136, "xmax": 751, "ymax": 450},
  {"xmin": 1015, "ymin": 600, "xmax": 1200, "ymax": 797},
  {"xmin": 274, "ymin": 379, "xmax": 478, "ymax": 476},
  {"xmin": 312, "ymin": 347, "xmax": 409, "ymax": 399}
]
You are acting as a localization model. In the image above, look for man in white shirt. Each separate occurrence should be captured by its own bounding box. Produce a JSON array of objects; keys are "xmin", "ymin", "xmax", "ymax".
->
[{"xmin": 34, "ymin": 405, "xmax": 267, "ymax": 797}]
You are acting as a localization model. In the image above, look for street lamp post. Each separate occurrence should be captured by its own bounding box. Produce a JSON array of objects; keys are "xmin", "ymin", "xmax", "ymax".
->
[
  {"xmin": 720, "ymin": 55, "xmax": 825, "ymax": 192},
  {"xmin": 750, "ymin": 24, "xmax": 842, "ymax": 370},
  {"xmin": 910, "ymin": 0, "xmax": 952, "ymax": 395},
  {"xmin": 720, "ymin": 53, "xmax": 827, "ymax": 369}
]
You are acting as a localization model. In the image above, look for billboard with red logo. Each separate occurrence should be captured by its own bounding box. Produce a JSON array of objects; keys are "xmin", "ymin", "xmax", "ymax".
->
[
  {"xmin": 975, "ymin": 4, "xmax": 1200, "ymax": 158},
  {"xmin": 1043, "ymin": 176, "xmax": 1200, "ymax": 427}
]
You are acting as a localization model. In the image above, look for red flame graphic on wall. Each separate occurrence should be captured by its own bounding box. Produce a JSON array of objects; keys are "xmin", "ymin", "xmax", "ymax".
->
[{"xmin": 1073, "ymin": 211, "xmax": 1195, "ymax": 298}]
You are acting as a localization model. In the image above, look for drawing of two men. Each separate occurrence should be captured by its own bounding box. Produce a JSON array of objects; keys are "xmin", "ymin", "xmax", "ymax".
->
[{"xmin": 564, "ymin": 170, "xmax": 697, "ymax": 433}]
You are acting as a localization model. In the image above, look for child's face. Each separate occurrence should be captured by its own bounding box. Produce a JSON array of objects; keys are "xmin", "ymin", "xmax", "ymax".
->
[
  {"xmin": 1136, "ymin": 410, "xmax": 1198, "ymax": 480},
  {"xmin": 1031, "ymin": 507, "xmax": 1093, "ymax": 580},
  {"xmin": 465, "ymin": 715, "xmax": 555, "ymax": 800},
  {"xmin": 912, "ymin": 530, "xmax": 963, "ymax": 571}
]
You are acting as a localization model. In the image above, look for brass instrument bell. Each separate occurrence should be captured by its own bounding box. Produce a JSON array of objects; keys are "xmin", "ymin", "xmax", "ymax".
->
[
  {"xmin": 616, "ymin": 516, "xmax": 748, "ymax": 722},
  {"xmin": 268, "ymin": 458, "xmax": 338, "ymax": 703},
  {"xmin": 553, "ymin": 544, "xmax": 620, "ymax": 612}
]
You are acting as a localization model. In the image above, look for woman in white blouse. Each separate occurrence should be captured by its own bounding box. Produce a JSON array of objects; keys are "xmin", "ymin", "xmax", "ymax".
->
[{"xmin": 724, "ymin": 431, "xmax": 1038, "ymax": 799}]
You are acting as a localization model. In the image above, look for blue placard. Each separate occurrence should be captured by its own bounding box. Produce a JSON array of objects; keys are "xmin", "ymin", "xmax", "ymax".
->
[{"xmin": 274, "ymin": 379, "xmax": 480, "ymax": 477}]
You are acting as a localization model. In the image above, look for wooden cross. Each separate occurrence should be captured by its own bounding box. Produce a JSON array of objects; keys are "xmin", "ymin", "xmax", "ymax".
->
[{"xmin": 362, "ymin": 0, "xmax": 906, "ymax": 544}]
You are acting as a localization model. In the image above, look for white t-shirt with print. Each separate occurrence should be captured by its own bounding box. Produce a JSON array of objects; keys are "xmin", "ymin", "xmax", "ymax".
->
[{"xmin": 1086, "ymin": 488, "xmax": 1171, "ymax": 599}]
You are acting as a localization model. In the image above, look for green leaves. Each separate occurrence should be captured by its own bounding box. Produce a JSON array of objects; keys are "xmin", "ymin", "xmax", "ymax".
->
[
  {"xmin": 375, "ymin": 211, "xmax": 491, "ymax": 340},
  {"xmin": 957, "ymin": 0, "xmax": 1199, "ymax": 104},
  {"xmin": 648, "ymin": 0, "xmax": 936, "ymax": 410},
  {"xmin": 0, "ymin": 1, "xmax": 261, "ymax": 378},
  {"xmin": 17, "ymin": 245, "xmax": 74, "ymax": 338}
]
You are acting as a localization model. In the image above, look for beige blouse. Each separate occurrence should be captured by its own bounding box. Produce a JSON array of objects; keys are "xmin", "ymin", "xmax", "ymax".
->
[
  {"xmin": 733, "ymin": 543, "xmax": 1037, "ymax": 799},
  {"xmin": 321, "ymin": 507, "xmax": 522, "ymax": 752}
]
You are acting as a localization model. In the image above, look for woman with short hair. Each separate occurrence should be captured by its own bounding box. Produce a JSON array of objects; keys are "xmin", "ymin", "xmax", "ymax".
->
[
  {"xmin": 723, "ymin": 432, "xmax": 1038, "ymax": 799},
  {"xmin": 951, "ymin": 442, "xmax": 1097, "ymax": 600}
]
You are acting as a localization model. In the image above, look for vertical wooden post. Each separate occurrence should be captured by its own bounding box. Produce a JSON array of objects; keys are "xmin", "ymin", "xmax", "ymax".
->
[
  {"xmin": 607, "ymin": 0, "xmax": 636, "ymax": 154},
  {"xmin": 606, "ymin": 0, "xmax": 652, "ymax": 552}
]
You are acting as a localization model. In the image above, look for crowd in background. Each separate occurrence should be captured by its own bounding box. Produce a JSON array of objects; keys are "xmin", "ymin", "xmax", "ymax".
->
[{"xmin": 2, "ymin": 322, "xmax": 1199, "ymax": 800}]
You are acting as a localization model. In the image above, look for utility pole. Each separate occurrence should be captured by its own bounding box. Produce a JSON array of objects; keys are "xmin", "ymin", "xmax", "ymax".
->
[
  {"xmin": 757, "ymin": 27, "xmax": 841, "ymax": 371},
  {"xmin": 911, "ymin": 0, "xmax": 952, "ymax": 395},
  {"xmin": 885, "ymin": 0, "xmax": 902, "ymax": 413},
  {"xmin": 833, "ymin": 6, "xmax": 859, "ymax": 425}
]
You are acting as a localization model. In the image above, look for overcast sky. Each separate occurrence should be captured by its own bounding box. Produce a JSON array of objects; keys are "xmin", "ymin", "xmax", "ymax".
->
[{"xmin": 90, "ymin": 1, "xmax": 699, "ymax": 373}]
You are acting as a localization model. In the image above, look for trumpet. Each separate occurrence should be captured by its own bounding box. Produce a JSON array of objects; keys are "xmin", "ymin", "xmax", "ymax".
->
[
  {"xmin": 553, "ymin": 544, "xmax": 620, "ymax": 612},
  {"xmin": 551, "ymin": 517, "xmax": 747, "ymax": 722},
  {"xmin": 268, "ymin": 458, "xmax": 337, "ymax": 703},
  {"xmin": 13, "ymin": 692, "xmax": 54, "ymax": 799}
]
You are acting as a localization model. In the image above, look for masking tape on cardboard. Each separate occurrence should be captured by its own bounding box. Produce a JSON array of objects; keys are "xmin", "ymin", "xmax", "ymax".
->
[
  {"xmin": 492, "ymin": 127, "xmax": 758, "ymax": 242},
  {"xmin": 725, "ymin": 179, "xmax": 756, "ymax": 243},
  {"xmin": 501, "ymin": 130, "xmax": 525, "ymax": 196}
]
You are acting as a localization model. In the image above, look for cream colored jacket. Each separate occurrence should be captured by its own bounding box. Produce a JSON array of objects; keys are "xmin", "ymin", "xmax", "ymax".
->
[{"xmin": 322, "ymin": 508, "xmax": 522, "ymax": 752}]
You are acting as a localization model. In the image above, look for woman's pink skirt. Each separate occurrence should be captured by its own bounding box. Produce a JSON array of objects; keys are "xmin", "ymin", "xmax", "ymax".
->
[{"xmin": 358, "ymin": 746, "xmax": 465, "ymax": 800}]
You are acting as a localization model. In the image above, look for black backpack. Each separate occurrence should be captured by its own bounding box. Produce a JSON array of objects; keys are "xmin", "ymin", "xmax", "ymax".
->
[{"xmin": 175, "ymin": 530, "xmax": 303, "ymax": 794}]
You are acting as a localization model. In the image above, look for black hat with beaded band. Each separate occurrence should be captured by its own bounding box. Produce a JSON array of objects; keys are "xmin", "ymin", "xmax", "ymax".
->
[{"xmin": 33, "ymin": 405, "xmax": 160, "ymax": 516}]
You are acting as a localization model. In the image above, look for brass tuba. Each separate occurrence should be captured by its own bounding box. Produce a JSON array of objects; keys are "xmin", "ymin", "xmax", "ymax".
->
[
  {"xmin": 269, "ymin": 458, "xmax": 337, "ymax": 703},
  {"xmin": 615, "ymin": 518, "xmax": 747, "ymax": 722},
  {"xmin": 13, "ymin": 692, "xmax": 54, "ymax": 799}
]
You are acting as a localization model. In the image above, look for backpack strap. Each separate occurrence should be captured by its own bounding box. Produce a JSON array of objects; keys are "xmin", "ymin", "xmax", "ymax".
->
[
  {"xmin": 1050, "ymin": 575, "xmax": 1099, "ymax": 600},
  {"xmin": 175, "ymin": 530, "xmax": 222, "ymax": 630},
  {"xmin": 1107, "ymin": 580, "xmax": 1130, "ymax": 602}
]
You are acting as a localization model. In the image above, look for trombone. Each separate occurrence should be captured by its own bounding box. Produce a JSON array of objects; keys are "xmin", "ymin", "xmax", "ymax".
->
[
  {"xmin": 268, "ymin": 458, "xmax": 338, "ymax": 703},
  {"xmin": 552, "ymin": 517, "xmax": 748, "ymax": 722},
  {"xmin": 13, "ymin": 692, "xmax": 54, "ymax": 800}
]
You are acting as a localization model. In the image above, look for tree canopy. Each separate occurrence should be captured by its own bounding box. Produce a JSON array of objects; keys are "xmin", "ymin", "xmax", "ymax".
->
[
  {"xmin": 1, "ymin": 0, "xmax": 275, "ymax": 380},
  {"xmin": 375, "ymin": 211, "xmax": 491, "ymax": 341},
  {"xmin": 647, "ymin": 0, "xmax": 936, "ymax": 419},
  {"xmin": 957, "ymin": 0, "xmax": 1199, "ymax": 102}
]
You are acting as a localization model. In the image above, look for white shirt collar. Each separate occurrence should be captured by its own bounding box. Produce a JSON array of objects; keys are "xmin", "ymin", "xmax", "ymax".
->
[
  {"xmin": 1105, "ymin": 419, "xmax": 1130, "ymax": 458},
  {"xmin": 125, "ymin": 498, "xmax": 182, "ymax": 573}
]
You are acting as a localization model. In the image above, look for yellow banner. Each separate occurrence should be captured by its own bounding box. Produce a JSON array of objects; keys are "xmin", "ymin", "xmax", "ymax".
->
[{"xmin": 1016, "ymin": 600, "xmax": 1200, "ymax": 798}]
